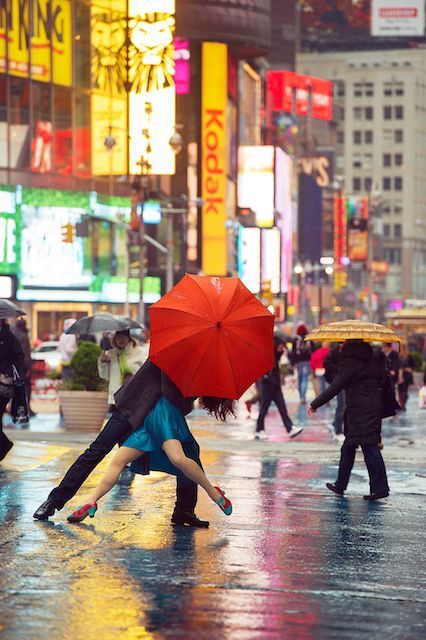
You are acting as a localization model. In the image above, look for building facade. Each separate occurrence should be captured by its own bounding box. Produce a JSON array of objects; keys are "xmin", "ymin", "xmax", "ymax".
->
[{"xmin": 298, "ymin": 47, "xmax": 426, "ymax": 303}]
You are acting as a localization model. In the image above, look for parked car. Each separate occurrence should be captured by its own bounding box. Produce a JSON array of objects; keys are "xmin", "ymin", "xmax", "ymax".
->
[{"xmin": 31, "ymin": 341, "xmax": 61, "ymax": 372}]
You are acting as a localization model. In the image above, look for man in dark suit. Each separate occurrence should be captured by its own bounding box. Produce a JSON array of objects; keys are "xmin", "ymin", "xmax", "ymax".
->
[{"xmin": 33, "ymin": 360, "xmax": 209, "ymax": 527}]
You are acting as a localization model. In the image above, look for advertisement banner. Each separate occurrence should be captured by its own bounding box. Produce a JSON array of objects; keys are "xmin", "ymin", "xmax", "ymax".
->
[
  {"xmin": 201, "ymin": 42, "xmax": 228, "ymax": 275},
  {"xmin": 238, "ymin": 146, "xmax": 275, "ymax": 228},
  {"xmin": 275, "ymin": 148, "xmax": 293, "ymax": 294},
  {"xmin": 333, "ymin": 193, "xmax": 348, "ymax": 291},
  {"xmin": 267, "ymin": 71, "xmax": 333, "ymax": 121},
  {"xmin": 238, "ymin": 227, "xmax": 260, "ymax": 294},
  {"xmin": 371, "ymin": 0, "xmax": 424, "ymax": 36},
  {"xmin": 1, "ymin": 0, "xmax": 72, "ymax": 84},
  {"xmin": 348, "ymin": 227, "xmax": 369, "ymax": 262},
  {"xmin": 261, "ymin": 228, "xmax": 281, "ymax": 294},
  {"xmin": 298, "ymin": 172, "xmax": 323, "ymax": 264},
  {"xmin": 0, "ymin": 188, "xmax": 20, "ymax": 275},
  {"xmin": 91, "ymin": 94, "xmax": 127, "ymax": 176}
]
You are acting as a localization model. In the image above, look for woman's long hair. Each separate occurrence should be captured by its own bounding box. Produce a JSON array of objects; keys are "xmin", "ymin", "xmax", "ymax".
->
[{"xmin": 199, "ymin": 396, "xmax": 236, "ymax": 422}]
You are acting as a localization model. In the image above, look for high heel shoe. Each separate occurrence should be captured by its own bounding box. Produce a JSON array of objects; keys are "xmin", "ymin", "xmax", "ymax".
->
[
  {"xmin": 214, "ymin": 487, "xmax": 232, "ymax": 516},
  {"xmin": 67, "ymin": 502, "xmax": 98, "ymax": 523}
]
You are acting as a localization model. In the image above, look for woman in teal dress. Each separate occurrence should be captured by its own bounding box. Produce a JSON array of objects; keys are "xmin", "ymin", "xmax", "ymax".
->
[{"xmin": 67, "ymin": 392, "xmax": 234, "ymax": 522}]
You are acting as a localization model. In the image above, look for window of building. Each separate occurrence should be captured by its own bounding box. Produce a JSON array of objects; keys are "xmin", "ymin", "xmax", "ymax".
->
[
  {"xmin": 394, "ymin": 224, "xmax": 402, "ymax": 238},
  {"xmin": 394, "ymin": 153, "xmax": 403, "ymax": 166},
  {"xmin": 365, "ymin": 130, "xmax": 373, "ymax": 143},
  {"xmin": 365, "ymin": 107, "xmax": 373, "ymax": 120},
  {"xmin": 383, "ymin": 153, "xmax": 391, "ymax": 167},
  {"xmin": 395, "ymin": 106, "xmax": 404, "ymax": 119},
  {"xmin": 0, "ymin": 77, "xmax": 7, "ymax": 167},
  {"xmin": 395, "ymin": 130, "xmax": 403, "ymax": 143},
  {"xmin": 354, "ymin": 83, "xmax": 362, "ymax": 97},
  {"xmin": 383, "ymin": 177, "xmax": 391, "ymax": 190},
  {"xmin": 363, "ymin": 154, "xmax": 373, "ymax": 170},
  {"xmin": 10, "ymin": 78, "xmax": 30, "ymax": 170},
  {"xmin": 353, "ymin": 177, "xmax": 361, "ymax": 191},
  {"xmin": 383, "ymin": 129, "xmax": 393, "ymax": 144},
  {"xmin": 364, "ymin": 177, "xmax": 372, "ymax": 191},
  {"xmin": 337, "ymin": 130, "xmax": 345, "ymax": 144},
  {"xmin": 337, "ymin": 81, "xmax": 345, "ymax": 97},
  {"xmin": 365, "ymin": 83, "xmax": 374, "ymax": 96},
  {"xmin": 381, "ymin": 205, "xmax": 391, "ymax": 215},
  {"xmin": 384, "ymin": 83, "xmax": 392, "ymax": 96},
  {"xmin": 353, "ymin": 154, "xmax": 362, "ymax": 168},
  {"xmin": 384, "ymin": 248, "xmax": 401, "ymax": 264},
  {"xmin": 383, "ymin": 224, "xmax": 390, "ymax": 237},
  {"xmin": 395, "ymin": 84, "xmax": 404, "ymax": 96},
  {"xmin": 53, "ymin": 87, "xmax": 72, "ymax": 175},
  {"xmin": 394, "ymin": 177, "xmax": 403, "ymax": 190},
  {"xmin": 394, "ymin": 203, "xmax": 402, "ymax": 214},
  {"xmin": 383, "ymin": 106, "xmax": 392, "ymax": 119},
  {"xmin": 353, "ymin": 107, "xmax": 362, "ymax": 119},
  {"xmin": 353, "ymin": 130, "xmax": 362, "ymax": 144}
]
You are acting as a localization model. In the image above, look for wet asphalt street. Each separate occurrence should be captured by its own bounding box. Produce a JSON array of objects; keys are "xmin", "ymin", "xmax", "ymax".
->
[{"xmin": 0, "ymin": 393, "xmax": 425, "ymax": 640}]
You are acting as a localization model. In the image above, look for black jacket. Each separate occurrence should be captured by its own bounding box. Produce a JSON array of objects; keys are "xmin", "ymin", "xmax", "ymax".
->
[
  {"xmin": 263, "ymin": 339, "xmax": 284, "ymax": 387},
  {"xmin": 289, "ymin": 335, "xmax": 314, "ymax": 364},
  {"xmin": 114, "ymin": 359, "xmax": 194, "ymax": 429},
  {"xmin": 0, "ymin": 323, "xmax": 25, "ymax": 377},
  {"xmin": 311, "ymin": 341, "xmax": 386, "ymax": 446},
  {"xmin": 323, "ymin": 346, "xmax": 341, "ymax": 383}
]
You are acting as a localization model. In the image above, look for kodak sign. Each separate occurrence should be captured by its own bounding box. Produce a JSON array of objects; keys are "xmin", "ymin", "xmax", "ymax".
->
[{"xmin": 201, "ymin": 42, "xmax": 227, "ymax": 275}]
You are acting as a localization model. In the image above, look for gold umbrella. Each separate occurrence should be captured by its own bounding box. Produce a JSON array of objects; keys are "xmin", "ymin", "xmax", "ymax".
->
[{"xmin": 305, "ymin": 319, "xmax": 402, "ymax": 343}]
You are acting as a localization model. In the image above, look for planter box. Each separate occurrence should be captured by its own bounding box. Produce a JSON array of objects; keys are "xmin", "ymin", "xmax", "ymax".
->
[{"xmin": 58, "ymin": 390, "xmax": 109, "ymax": 432}]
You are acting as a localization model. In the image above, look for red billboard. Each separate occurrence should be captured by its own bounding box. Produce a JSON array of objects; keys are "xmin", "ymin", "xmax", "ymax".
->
[{"xmin": 267, "ymin": 71, "xmax": 333, "ymax": 121}]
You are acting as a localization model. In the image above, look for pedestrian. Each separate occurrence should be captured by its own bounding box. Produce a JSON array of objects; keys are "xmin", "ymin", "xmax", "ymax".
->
[
  {"xmin": 289, "ymin": 323, "xmax": 314, "ymax": 404},
  {"xmin": 98, "ymin": 329, "xmax": 146, "ymax": 411},
  {"xmin": 255, "ymin": 336, "xmax": 303, "ymax": 440},
  {"xmin": 382, "ymin": 342, "xmax": 399, "ymax": 389},
  {"xmin": 58, "ymin": 318, "xmax": 78, "ymax": 381},
  {"xmin": 397, "ymin": 344, "xmax": 414, "ymax": 411},
  {"xmin": 12, "ymin": 318, "xmax": 36, "ymax": 417},
  {"xmin": 307, "ymin": 339, "xmax": 390, "ymax": 501},
  {"xmin": 310, "ymin": 342, "xmax": 330, "ymax": 396},
  {"xmin": 245, "ymin": 378, "xmax": 262, "ymax": 417},
  {"xmin": 66, "ymin": 387, "xmax": 234, "ymax": 523},
  {"xmin": 323, "ymin": 344, "xmax": 345, "ymax": 443},
  {"xmin": 0, "ymin": 320, "xmax": 25, "ymax": 461},
  {"xmin": 33, "ymin": 359, "xmax": 231, "ymax": 527}
]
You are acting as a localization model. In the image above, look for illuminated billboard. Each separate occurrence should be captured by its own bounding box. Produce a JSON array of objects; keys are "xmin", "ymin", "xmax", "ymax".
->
[
  {"xmin": 174, "ymin": 39, "xmax": 190, "ymax": 95},
  {"xmin": 333, "ymin": 193, "xmax": 348, "ymax": 291},
  {"xmin": 275, "ymin": 148, "xmax": 293, "ymax": 294},
  {"xmin": 128, "ymin": 0, "xmax": 176, "ymax": 175},
  {"xmin": 261, "ymin": 228, "xmax": 281, "ymax": 294},
  {"xmin": 238, "ymin": 227, "xmax": 261, "ymax": 294},
  {"xmin": 201, "ymin": 42, "xmax": 228, "ymax": 275},
  {"xmin": 267, "ymin": 71, "xmax": 333, "ymax": 121},
  {"xmin": 371, "ymin": 0, "xmax": 424, "ymax": 36},
  {"xmin": 238, "ymin": 146, "xmax": 275, "ymax": 228},
  {"xmin": 0, "ymin": 0, "xmax": 72, "ymax": 85},
  {"xmin": 0, "ymin": 188, "xmax": 20, "ymax": 275}
]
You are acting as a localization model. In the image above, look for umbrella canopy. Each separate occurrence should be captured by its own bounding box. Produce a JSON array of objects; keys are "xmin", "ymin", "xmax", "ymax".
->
[
  {"xmin": 305, "ymin": 319, "xmax": 402, "ymax": 343},
  {"xmin": 0, "ymin": 299, "xmax": 26, "ymax": 319},
  {"xmin": 148, "ymin": 274, "xmax": 275, "ymax": 399},
  {"xmin": 65, "ymin": 313, "xmax": 142, "ymax": 335}
]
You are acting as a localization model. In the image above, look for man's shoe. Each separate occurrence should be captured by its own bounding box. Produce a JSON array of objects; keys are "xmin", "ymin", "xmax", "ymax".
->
[
  {"xmin": 254, "ymin": 431, "xmax": 268, "ymax": 440},
  {"xmin": 326, "ymin": 482, "xmax": 344, "ymax": 496},
  {"xmin": 0, "ymin": 440, "xmax": 13, "ymax": 462},
  {"xmin": 33, "ymin": 500, "xmax": 57, "ymax": 520},
  {"xmin": 171, "ymin": 511, "xmax": 209, "ymax": 528},
  {"xmin": 288, "ymin": 426, "xmax": 303, "ymax": 438},
  {"xmin": 363, "ymin": 491, "xmax": 389, "ymax": 501}
]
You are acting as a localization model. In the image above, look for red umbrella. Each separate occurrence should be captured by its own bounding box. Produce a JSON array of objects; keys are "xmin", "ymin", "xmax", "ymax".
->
[{"xmin": 148, "ymin": 274, "xmax": 274, "ymax": 399}]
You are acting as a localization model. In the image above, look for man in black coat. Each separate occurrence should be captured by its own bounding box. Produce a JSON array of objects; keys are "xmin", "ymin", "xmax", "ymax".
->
[
  {"xmin": 0, "ymin": 320, "xmax": 25, "ymax": 461},
  {"xmin": 382, "ymin": 342, "xmax": 399, "ymax": 388},
  {"xmin": 33, "ymin": 360, "xmax": 209, "ymax": 527},
  {"xmin": 308, "ymin": 339, "xmax": 390, "ymax": 501}
]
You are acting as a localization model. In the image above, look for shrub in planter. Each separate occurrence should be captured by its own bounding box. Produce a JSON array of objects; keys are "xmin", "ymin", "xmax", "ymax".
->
[{"xmin": 61, "ymin": 341, "xmax": 107, "ymax": 391}]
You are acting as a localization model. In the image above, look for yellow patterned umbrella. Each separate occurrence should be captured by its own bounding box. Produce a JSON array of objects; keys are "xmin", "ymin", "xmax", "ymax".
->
[{"xmin": 305, "ymin": 319, "xmax": 402, "ymax": 343}]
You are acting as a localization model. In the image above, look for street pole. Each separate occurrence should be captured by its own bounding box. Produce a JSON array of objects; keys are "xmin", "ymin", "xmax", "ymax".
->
[
  {"xmin": 138, "ymin": 215, "xmax": 145, "ymax": 325},
  {"xmin": 165, "ymin": 210, "xmax": 174, "ymax": 292}
]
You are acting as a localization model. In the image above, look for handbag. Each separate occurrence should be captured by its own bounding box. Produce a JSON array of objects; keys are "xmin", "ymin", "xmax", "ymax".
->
[
  {"xmin": 10, "ymin": 366, "xmax": 29, "ymax": 424},
  {"xmin": 0, "ymin": 368, "xmax": 15, "ymax": 398},
  {"xmin": 380, "ymin": 372, "xmax": 401, "ymax": 419}
]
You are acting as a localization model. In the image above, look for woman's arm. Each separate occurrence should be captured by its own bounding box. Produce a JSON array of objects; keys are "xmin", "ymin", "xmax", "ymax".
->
[{"xmin": 310, "ymin": 367, "xmax": 355, "ymax": 411}]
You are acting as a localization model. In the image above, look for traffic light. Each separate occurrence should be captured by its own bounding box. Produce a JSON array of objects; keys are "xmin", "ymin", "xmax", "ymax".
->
[{"xmin": 61, "ymin": 223, "xmax": 74, "ymax": 243}]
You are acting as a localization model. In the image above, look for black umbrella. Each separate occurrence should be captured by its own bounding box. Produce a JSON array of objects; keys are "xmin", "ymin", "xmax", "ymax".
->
[
  {"xmin": 0, "ymin": 299, "xmax": 26, "ymax": 319},
  {"xmin": 65, "ymin": 313, "xmax": 142, "ymax": 335}
]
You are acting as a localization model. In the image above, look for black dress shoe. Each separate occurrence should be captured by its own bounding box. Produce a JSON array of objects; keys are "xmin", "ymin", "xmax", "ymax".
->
[
  {"xmin": 363, "ymin": 491, "xmax": 389, "ymax": 501},
  {"xmin": 33, "ymin": 500, "xmax": 57, "ymax": 520},
  {"xmin": 171, "ymin": 511, "xmax": 210, "ymax": 528},
  {"xmin": 326, "ymin": 482, "xmax": 344, "ymax": 496},
  {"xmin": 0, "ymin": 440, "xmax": 13, "ymax": 462}
]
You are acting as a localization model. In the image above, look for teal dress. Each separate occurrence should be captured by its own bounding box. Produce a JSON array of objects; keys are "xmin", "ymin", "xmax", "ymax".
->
[{"xmin": 123, "ymin": 396, "xmax": 193, "ymax": 452}]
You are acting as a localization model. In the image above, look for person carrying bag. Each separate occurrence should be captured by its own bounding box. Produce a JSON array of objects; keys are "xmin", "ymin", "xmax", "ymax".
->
[{"xmin": 0, "ymin": 320, "xmax": 25, "ymax": 461}]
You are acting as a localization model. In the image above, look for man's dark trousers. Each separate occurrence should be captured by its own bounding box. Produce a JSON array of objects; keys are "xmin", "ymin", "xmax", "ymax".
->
[
  {"xmin": 48, "ymin": 409, "xmax": 200, "ymax": 512},
  {"xmin": 335, "ymin": 441, "xmax": 389, "ymax": 494},
  {"xmin": 256, "ymin": 382, "xmax": 292, "ymax": 433}
]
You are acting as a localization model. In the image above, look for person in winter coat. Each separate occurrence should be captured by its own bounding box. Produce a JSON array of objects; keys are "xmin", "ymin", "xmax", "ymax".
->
[
  {"xmin": 310, "ymin": 343, "xmax": 330, "ymax": 395},
  {"xmin": 255, "ymin": 336, "xmax": 303, "ymax": 440},
  {"xmin": 397, "ymin": 344, "xmax": 414, "ymax": 411},
  {"xmin": 34, "ymin": 359, "xmax": 234, "ymax": 525},
  {"xmin": 307, "ymin": 339, "xmax": 390, "ymax": 501},
  {"xmin": 289, "ymin": 323, "xmax": 314, "ymax": 404},
  {"xmin": 382, "ymin": 342, "xmax": 399, "ymax": 388},
  {"xmin": 0, "ymin": 320, "xmax": 25, "ymax": 461},
  {"xmin": 98, "ymin": 330, "xmax": 146, "ymax": 407},
  {"xmin": 12, "ymin": 318, "xmax": 36, "ymax": 417}
]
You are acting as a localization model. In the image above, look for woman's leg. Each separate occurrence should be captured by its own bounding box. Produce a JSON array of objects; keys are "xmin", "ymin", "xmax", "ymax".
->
[
  {"xmin": 162, "ymin": 439, "xmax": 221, "ymax": 503},
  {"xmin": 86, "ymin": 446, "xmax": 143, "ymax": 503}
]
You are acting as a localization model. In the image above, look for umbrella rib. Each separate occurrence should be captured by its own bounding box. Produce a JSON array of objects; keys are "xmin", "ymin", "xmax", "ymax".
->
[{"xmin": 180, "ymin": 330, "xmax": 220, "ymax": 394}]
